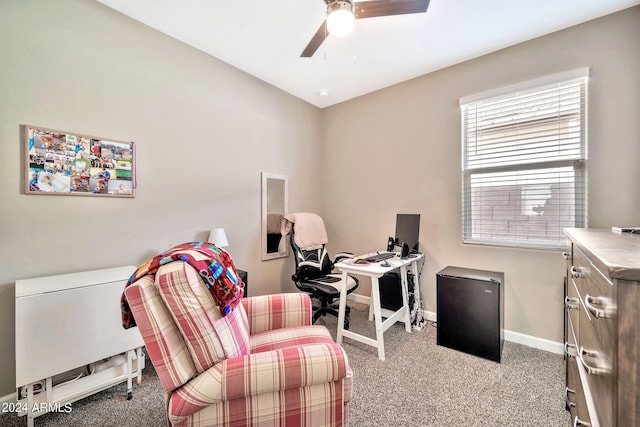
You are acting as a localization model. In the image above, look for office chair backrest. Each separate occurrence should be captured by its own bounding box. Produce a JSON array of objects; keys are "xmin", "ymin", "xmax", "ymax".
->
[
  {"xmin": 290, "ymin": 234, "xmax": 332, "ymax": 281},
  {"xmin": 281, "ymin": 212, "xmax": 335, "ymax": 282}
]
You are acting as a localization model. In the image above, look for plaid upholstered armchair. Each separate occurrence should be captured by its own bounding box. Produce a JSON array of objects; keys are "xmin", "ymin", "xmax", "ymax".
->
[{"xmin": 123, "ymin": 255, "xmax": 353, "ymax": 426}]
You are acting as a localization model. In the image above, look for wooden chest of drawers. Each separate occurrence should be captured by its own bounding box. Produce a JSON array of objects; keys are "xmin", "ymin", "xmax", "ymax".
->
[{"xmin": 564, "ymin": 228, "xmax": 640, "ymax": 427}]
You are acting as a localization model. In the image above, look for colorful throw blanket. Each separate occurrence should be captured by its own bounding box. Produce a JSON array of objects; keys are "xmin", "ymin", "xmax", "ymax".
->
[{"xmin": 121, "ymin": 242, "xmax": 244, "ymax": 329}]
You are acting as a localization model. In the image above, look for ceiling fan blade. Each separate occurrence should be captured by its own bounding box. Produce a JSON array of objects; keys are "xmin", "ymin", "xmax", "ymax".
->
[
  {"xmin": 300, "ymin": 20, "xmax": 328, "ymax": 57},
  {"xmin": 354, "ymin": 0, "xmax": 430, "ymax": 19}
]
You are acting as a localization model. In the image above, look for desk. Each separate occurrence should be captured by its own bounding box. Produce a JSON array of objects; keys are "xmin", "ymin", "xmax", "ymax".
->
[{"xmin": 335, "ymin": 253, "xmax": 423, "ymax": 361}]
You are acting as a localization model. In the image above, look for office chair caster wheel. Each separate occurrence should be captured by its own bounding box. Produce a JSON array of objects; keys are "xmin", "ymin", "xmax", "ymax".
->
[
  {"xmin": 127, "ymin": 391, "xmax": 132, "ymax": 400},
  {"xmin": 344, "ymin": 319, "xmax": 349, "ymax": 330}
]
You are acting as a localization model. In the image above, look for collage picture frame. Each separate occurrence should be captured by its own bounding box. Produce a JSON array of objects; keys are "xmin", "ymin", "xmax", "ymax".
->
[{"xmin": 25, "ymin": 125, "xmax": 136, "ymax": 197}]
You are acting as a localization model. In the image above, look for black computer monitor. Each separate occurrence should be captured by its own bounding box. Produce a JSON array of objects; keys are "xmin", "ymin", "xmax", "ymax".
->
[{"xmin": 395, "ymin": 214, "xmax": 420, "ymax": 253}]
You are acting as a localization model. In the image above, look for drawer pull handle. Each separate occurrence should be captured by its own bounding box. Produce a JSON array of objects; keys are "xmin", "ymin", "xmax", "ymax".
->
[
  {"xmin": 564, "ymin": 342, "xmax": 577, "ymax": 358},
  {"xmin": 563, "ymin": 252, "xmax": 571, "ymax": 260},
  {"xmin": 578, "ymin": 346, "xmax": 611, "ymax": 376},
  {"xmin": 565, "ymin": 387, "xmax": 576, "ymax": 409},
  {"xmin": 570, "ymin": 266, "xmax": 584, "ymax": 278},
  {"xmin": 573, "ymin": 416, "xmax": 591, "ymax": 427},
  {"xmin": 564, "ymin": 296, "xmax": 579, "ymax": 310},
  {"xmin": 584, "ymin": 294, "xmax": 614, "ymax": 319}
]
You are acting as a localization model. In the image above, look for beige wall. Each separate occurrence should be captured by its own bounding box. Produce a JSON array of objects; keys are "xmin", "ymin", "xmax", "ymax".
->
[
  {"xmin": 322, "ymin": 7, "xmax": 640, "ymax": 344},
  {"xmin": 0, "ymin": 0, "xmax": 321, "ymax": 396}
]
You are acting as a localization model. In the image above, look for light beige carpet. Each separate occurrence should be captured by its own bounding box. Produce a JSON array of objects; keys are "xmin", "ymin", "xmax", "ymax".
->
[{"xmin": 1, "ymin": 302, "xmax": 569, "ymax": 426}]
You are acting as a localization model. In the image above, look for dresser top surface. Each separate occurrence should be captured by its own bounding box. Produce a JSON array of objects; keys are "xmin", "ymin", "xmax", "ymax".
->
[{"xmin": 565, "ymin": 228, "xmax": 640, "ymax": 281}]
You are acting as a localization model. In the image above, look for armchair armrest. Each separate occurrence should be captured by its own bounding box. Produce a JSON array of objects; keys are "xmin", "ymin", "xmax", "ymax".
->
[
  {"xmin": 168, "ymin": 342, "xmax": 349, "ymax": 421},
  {"xmin": 241, "ymin": 293, "xmax": 312, "ymax": 334}
]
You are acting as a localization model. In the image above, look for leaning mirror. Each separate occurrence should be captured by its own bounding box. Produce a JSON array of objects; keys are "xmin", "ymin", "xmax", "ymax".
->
[{"xmin": 261, "ymin": 172, "xmax": 288, "ymax": 260}]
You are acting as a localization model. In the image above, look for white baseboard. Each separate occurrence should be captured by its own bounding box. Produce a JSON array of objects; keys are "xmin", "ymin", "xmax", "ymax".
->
[
  {"xmin": 503, "ymin": 329, "xmax": 564, "ymax": 355},
  {"xmin": 346, "ymin": 292, "xmax": 370, "ymax": 305},
  {"xmin": 0, "ymin": 391, "xmax": 16, "ymax": 406},
  {"xmin": 422, "ymin": 309, "xmax": 437, "ymax": 322},
  {"xmin": 346, "ymin": 294, "xmax": 564, "ymax": 355}
]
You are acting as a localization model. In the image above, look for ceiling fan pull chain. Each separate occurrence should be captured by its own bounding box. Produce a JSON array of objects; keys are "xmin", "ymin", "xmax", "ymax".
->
[{"xmin": 352, "ymin": 20, "xmax": 357, "ymax": 64}]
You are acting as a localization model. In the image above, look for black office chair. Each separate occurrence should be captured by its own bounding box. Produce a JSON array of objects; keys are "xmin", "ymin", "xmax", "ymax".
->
[{"xmin": 281, "ymin": 213, "xmax": 359, "ymax": 329}]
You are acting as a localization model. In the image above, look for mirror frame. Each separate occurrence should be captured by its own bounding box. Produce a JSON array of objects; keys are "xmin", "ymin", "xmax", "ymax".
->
[{"xmin": 261, "ymin": 172, "xmax": 289, "ymax": 261}]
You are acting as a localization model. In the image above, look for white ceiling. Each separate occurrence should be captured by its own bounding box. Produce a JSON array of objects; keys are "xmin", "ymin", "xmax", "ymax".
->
[{"xmin": 96, "ymin": 0, "xmax": 639, "ymax": 108}]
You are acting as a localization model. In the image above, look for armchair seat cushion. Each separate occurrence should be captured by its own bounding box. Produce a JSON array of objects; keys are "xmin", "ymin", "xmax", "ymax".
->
[{"xmin": 249, "ymin": 324, "xmax": 335, "ymax": 353}]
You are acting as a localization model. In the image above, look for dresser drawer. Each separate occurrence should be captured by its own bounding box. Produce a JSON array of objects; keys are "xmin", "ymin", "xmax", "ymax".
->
[
  {"xmin": 578, "ymin": 304, "xmax": 613, "ymax": 427},
  {"xmin": 568, "ymin": 359, "xmax": 592, "ymax": 427},
  {"xmin": 565, "ymin": 312, "xmax": 587, "ymax": 421},
  {"xmin": 567, "ymin": 313, "xmax": 594, "ymax": 426},
  {"xmin": 572, "ymin": 246, "xmax": 616, "ymax": 352},
  {"xmin": 566, "ymin": 356, "xmax": 583, "ymax": 421},
  {"xmin": 565, "ymin": 310, "xmax": 578, "ymax": 362},
  {"xmin": 566, "ymin": 279, "xmax": 580, "ymax": 339}
]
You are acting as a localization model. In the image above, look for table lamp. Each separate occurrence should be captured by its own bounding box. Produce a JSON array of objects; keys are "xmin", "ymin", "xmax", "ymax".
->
[{"xmin": 208, "ymin": 228, "xmax": 229, "ymax": 248}]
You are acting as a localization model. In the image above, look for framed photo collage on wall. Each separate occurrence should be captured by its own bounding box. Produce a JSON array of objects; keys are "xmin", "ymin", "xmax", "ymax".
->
[{"xmin": 24, "ymin": 125, "xmax": 136, "ymax": 197}]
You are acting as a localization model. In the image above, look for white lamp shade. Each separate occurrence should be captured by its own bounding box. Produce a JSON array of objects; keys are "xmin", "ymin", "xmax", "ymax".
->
[
  {"xmin": 208, "ymin": 228, "xmax": 229, "ymax": 247},
  {"xmin": 327, "ymin": 4, "xmax": 355, "ymax": 37}
]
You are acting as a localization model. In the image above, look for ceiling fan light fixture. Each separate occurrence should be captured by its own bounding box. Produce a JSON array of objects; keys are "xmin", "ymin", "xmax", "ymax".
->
[{"xmin": 327, "ymin": 1, "xmax": 355, "ymax": 37}]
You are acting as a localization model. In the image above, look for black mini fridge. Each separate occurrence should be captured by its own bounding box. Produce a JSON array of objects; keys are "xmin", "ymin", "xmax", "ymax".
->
[{"xmin": 436, "ymin": 266, "xmax": 504, "ymax": 362}]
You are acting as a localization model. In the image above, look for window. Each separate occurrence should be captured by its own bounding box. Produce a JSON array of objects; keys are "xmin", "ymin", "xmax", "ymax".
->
[{"xmin": 460, "ymin": 69, "xmax": 588, "ymax": 250}]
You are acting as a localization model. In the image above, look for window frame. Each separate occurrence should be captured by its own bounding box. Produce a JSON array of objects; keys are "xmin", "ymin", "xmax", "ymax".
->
[{"xmin": 460, "ymin": 68, "xmax": 589, "ymax": 250}]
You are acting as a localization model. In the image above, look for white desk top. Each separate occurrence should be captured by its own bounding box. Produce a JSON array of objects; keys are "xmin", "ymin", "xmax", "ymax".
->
[{"xmin": 335, "ymin": 252, "xmax": 423, "ymax": 276}]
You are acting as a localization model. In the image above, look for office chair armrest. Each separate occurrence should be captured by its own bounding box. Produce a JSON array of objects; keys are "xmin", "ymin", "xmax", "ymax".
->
[{"xmin": 333, "ymin": 252, "xmax": 355, "ymax": 264}]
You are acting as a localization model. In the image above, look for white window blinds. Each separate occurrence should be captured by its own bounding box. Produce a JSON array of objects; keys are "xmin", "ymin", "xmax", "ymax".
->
[{"xmin": 461, "ymin": 69, "xmax": 588, "ymax": 250}]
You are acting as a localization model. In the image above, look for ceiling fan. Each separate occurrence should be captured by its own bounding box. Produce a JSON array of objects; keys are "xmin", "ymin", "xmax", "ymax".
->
[{"xmin": 300, "ymin": 0, "xmax": 431, "ymax": 58}]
